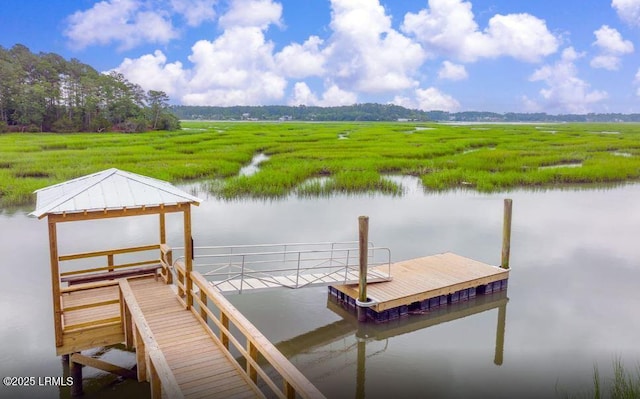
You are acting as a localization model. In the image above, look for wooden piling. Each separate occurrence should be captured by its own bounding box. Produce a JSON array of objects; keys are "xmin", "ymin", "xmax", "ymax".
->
[
  {"xmin": 501, "ymin": 199, "xmax": 513, "ymax": 269},
  {"xmin": 70, "ymin": 353, "xmax": 83, "ymax": 397},
  {"xmin": 357, "ymin": 216, "xmax": 369, "ymax": 322}
]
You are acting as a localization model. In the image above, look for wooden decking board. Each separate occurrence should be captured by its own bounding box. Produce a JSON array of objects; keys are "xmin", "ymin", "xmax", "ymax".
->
[
  {"xmin": 332, "ymin": 252, "xmax": 509, "ymax": 313},
  {"xmin": 121, "ymin": 277, "xmax": 260, "ymax": 399}
]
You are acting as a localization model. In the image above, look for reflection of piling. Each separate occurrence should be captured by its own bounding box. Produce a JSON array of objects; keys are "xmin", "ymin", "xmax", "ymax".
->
[
  {"xmin": 356, "ymin": 338, "xmax": 366, "ymax": 399},
  {"xmin": 357, "ymin": 216, "xmax": 369, "ymax": 322},
  {"xmin": 494, "ymin": 302, "xmax": 507, "ymax": 365},
  {"xmin": 501, "ymin": 199, "xmax": 513, "ymax": 269}
]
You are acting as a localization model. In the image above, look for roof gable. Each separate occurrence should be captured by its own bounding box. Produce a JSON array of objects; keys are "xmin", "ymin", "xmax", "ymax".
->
[{"xmin": 30, "ymin": 168, "xmax": 202, "ymax": 218}]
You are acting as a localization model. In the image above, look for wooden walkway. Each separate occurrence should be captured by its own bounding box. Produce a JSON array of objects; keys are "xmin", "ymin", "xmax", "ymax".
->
[
  {"xmin": 125, "ymin": 277, "xmax": 262, "ymax": 399},
  {"xmin": 331, "ymin": 252, "xmax": 509, "ymax": 313}
]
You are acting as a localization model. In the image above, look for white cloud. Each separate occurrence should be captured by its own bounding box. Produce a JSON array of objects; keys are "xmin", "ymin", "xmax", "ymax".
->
[
  {"xmin": 322, "ymin": 0, "xmax": 425, "ymax": 93},
  {"xmin": 401, "ymin": 0, "xmax": 559, "ymax": 62},
  {"xmin": 170, "ymin": 0, "xmax": 217, "ymax": 27},
  {"xmin": 114, "ymin": 1, "xmax": 287, "ymax": 106},
  {"xmin": 112, "ymin": 50, "xmax": 188, "ymax": 97},
  {"xmin": 528, "ymin": 47, "xmax": 608, "ymax": 113},
  {"xmin": 65, "ymin": 0, "xmax": 178, "ymax": 50},
  {"xmin": 218, "ymin": 0, "xmax": 282, "ymax": 29},
  {"xmin": 289, "ymin": 82, "xmax": 357, "ymax": 106},
  {"xmin": 182, "ymin": 27, "xmax": 286, "ymax": 105},
  {"xmin": 438, "ymin": 61, "xmax": 468, "ymax": 80},
  {"xmin": 635, "ymin": 68, "xmax": 640, "ymax": 96},
  {"xmin": 590, "ymin": 25, "xmax": 634, "ymax": 70},
  {"xmin": 612, "ymin": 0, "xmax": 640, "ymax": 26},
  {"xmin": 394, "ymin": 87, "xmax": 460, "ymax": 112},
  {"xmin": 275, "ymin": 36, "xmax": 325, "ymax": 78}
]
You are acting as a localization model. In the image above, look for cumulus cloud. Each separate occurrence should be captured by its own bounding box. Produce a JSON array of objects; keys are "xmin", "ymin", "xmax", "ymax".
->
[
  {"xmin": 289, "ymin": 82, "xmax": 357, "ymax": 106},
  {"xmin": 612, "ymin": 0, "xmax": 640, "ymax": 26},
  {"xmin": 401, "ymin": 0, "xmax": 559, "ymax": 62},
  {"xmin": 112, "ymin": 50, "xmax": 188, "ymax": 97},
  {"xmin": 590, "ymin": 25, "xmax": 634, "ymax": 70},
  {"xmin": 170, "ymin": 0, "xmax": 217, "ymax": 27},
  {"xmin": 528, "ymin": 47, "xmax": 608, "ymax": 113},
  {"xmin": 275, "ymin": 36, "xmax": 326, "ymax": 78},
  {"xmin": 218, "ymin": 0, "xmax": 282, "ymax": 29},
  {"xmin": 65, "ymin": 0, "xmax": 178, "ymax": 50},
  {"xmin": 394, "ymin": 87, "xmax": 460, "ymax": 112},
  {"xmin": 438, "ymin": 61, "xmax": 468, "ymax": 80},
  {"xmin": 322, "ymin": 0, "xmax": 425, "ymax": 93},
  {"xmin": 113, "ymin": 0, "xmax": 287, "ymax": 105}
]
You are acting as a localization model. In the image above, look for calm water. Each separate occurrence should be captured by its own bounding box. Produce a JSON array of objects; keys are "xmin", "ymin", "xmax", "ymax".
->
[{"xmin": 1, "ymin": 177, "xmax": 639, "ymax": 398}]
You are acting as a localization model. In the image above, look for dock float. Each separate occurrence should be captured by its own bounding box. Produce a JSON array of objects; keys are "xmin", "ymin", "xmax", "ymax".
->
[{"xmin": 329, "ymin": 252, "xmax": 509, "ymax": 323}]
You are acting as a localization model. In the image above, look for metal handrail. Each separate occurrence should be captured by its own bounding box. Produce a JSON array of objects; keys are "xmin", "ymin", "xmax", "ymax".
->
[{"xmin": 173, "ymin": 242, "xmax": 392, "ymax": 293}]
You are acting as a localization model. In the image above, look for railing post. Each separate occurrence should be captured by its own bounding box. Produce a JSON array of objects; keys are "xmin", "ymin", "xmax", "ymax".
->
[
  {"xmin": 240, "ymin": 255, "xmax": 245, "ymax": 293},
  {"xmin": 108, "ymin": 254, "xmax": 114, "ymax": 272},
  {"xmin": 47, "ymin": 218, "xmax": 63, "ymax": 348},
  {"xmin": 501, "ymin": 199, "xmax": 513, "ymax": 269},
  {"xmin": 120, "ymin": 287, "xmax": 133, "ymax": 349},
  {"xmin": 184, "ymin": 205, "xmax": 193, "ymax": 309},
  {"xmin": 199, "ymin": 290, "xmax": 207, "ymax": 322},
  {"xmin": 247, "ymin": 341, "xmax": 258, "ymax": 383},
  {"xmin": 135, "ymin": 326, "xmax": 147, "ymax": 382},
  {"xmin": 295, "ymin": 252, "xmax": 301, "ymax": 288},
  {"xmin": 221, "ymin": 313, "xmax": 229, "ymax": 349}
]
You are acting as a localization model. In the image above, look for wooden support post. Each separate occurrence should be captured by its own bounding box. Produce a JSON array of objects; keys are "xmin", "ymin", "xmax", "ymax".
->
[
  {"xmin": 247, "ymin": 341, "xmax": 258, "ymax": 383},
  {"xmin": 501, "ymin": 199, "xmax": 513, "ymax": 269},
  {"xmin": 70, "ymin": 353, "xmax": 83, "ymax": 397},
  {"xmin": 159, "ymin": 212, "xmax": 166, "ymax": 244},
  {"xmin": 135, "ymin": 326, "xmax": 147, "ymax": 382},
  {"xmin": 199, "ymin": 290, "xmax": 207, "ymax": 322},
  {"xmin": 149, "ymin": 360, "xmax": 161, "ymax": 399},
  {"xmin": 221, "ymin": 313, "xmax": 229, "ymax": 349},
  {"xmin": 184, "ymin": 206, "xmax": 193, "ymax": 309},
  {"xmin": 48, "ymin": 218, "xmax": 63, "ymax": 347},
  {"xmin": 120, "ymin": 289, "xmax": 134, "ymax": 350},
  {"xmin": 494, "ymin": 302, "xmax": 507, "ymax": 366},
  {"xmin": 108, "ymin": 254, "xmax": 114, "ymax": 272},
  {"xmin": 284, "ymin": 381, "xmax": 296, "ymax": 399},
  {"xmin": 357, "ymin": 216, "xmax": 369, "ymax": 322}
]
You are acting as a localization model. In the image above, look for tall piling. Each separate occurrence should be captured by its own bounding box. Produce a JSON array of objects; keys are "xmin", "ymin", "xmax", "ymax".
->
[
  {"xmin": 357, "ymin": 216, "xmax": 369, "ymax": 322},
  {"xmin": 501, "ymin": 199, "xmax": 513, "ymax": 269}
]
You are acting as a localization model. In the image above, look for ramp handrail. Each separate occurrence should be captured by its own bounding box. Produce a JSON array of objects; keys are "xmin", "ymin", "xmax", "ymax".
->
[{"xmin": 174, "ymin": 242, "xmax": 391, "ymax": 293}]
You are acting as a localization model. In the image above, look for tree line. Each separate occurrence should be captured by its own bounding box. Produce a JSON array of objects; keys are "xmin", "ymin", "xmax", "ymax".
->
[
  {"xmin": 0, "ymin": 44, "xmax": 179, "ymax": 133},
  {"xmin": 173, "ymin": 105, "xmax": 640, "ymax": 123}
]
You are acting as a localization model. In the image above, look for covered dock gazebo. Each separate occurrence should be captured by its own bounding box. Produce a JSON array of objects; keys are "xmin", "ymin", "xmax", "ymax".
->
[{"xmin": 31, "ymin": 168, "xmax": 202, "ymax": 354}]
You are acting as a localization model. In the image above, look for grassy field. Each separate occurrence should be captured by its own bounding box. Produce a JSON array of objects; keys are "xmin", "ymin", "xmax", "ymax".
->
[{"xmin": 1, "ymin": 121, "xmax": 640, "ymax": 206}]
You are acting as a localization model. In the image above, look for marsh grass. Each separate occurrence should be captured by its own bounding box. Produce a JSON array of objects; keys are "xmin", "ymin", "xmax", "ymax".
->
[
  {"xmin": 1, "ymin": 122, "xmax": 640, "ymax": 205},
  {"xmin": 560, "ymin": 360, "xmax": 640, "ymax": 399}
]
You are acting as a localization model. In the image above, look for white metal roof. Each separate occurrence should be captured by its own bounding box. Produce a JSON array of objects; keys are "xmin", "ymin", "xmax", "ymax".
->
[{"xmin": 30, "ymin": 168, "xmax": 202, "ymax": 218}]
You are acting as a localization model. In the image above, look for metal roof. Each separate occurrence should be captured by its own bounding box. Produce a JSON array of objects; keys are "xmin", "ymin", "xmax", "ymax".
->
[{"xmin": 30, "ymin": 168, "xmax": 202, "ymax": 218}]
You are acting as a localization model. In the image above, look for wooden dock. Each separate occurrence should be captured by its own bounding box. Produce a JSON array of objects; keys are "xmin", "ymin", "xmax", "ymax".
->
[{"xmin": 330, "ymin": 252, "xmax": 509, "ymax": 322}]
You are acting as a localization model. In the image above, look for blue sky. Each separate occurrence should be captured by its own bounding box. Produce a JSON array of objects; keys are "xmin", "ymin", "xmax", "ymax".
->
[{"xmin": 2, "ymin": 0, "xmax": 640, "ymax": 113}]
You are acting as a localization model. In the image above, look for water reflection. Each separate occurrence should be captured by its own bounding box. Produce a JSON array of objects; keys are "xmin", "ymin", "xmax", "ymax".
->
[
  {"xmin": 275, "ymin": 290, "xmax": 508, "ymax": 398},
  {"xmin": 1, "ymin": 180, "xmax": 639, "ymax": 398}
]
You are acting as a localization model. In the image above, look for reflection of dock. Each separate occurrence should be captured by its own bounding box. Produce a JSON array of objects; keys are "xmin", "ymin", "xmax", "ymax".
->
[
  {"xmin": 329, "ymin": 252, "xmax": 509, "ymax": 322},
  {"xmin": 275, "ymin": 288, "xmax": 509, "ymax": 397},
  {"xmin": 277, "ymin": 289, "xmax": 508, "ymax": 358}
]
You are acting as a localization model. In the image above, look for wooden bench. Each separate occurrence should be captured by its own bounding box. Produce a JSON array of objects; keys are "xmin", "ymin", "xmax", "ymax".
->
[{"xmin": 61, "ymin": 264, "xmax": 162, "ymax": 286}]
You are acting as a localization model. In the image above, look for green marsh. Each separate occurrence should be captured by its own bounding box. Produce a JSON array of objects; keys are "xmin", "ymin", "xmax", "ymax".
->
[{"xmin": 1, "ymin": 121, "xmax": 640, "ymax": 205}]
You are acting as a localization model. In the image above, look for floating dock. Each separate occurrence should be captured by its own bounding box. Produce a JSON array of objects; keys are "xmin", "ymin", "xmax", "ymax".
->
[{"xmin": 329, "ymin": 252, "xmax": 509, "ymax": 323}]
